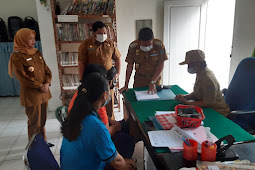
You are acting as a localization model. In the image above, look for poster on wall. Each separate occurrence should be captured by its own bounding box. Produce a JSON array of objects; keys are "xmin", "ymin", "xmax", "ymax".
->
[{"xmin": 136, "ymin": 19, "xmax": 152, "ymax": 39}]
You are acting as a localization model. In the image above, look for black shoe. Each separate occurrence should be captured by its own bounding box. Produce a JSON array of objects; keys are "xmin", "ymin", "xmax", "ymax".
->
[{"xmin": 47, "ymin": 142, "xmax": 55, "ymax": 147}]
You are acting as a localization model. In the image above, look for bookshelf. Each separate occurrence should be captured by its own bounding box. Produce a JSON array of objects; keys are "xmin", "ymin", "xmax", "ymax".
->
[{"xmin": 50, "ymin": 0, "xmax": 120, "ymax": 110}]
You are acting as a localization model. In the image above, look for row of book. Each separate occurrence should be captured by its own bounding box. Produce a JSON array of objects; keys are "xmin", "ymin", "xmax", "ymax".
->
[
  {"xmin": 63, "ymin": 0, "xmax": 114, "ymax": 15},
  {"xmin": 60, "ymin": 52, "xmax": 78, "ymax": 66},
  {"xmin": 57, "ymin": 23, "xmax": 116, "ymax": 42},
  {"xmin": 63, "ymin": 74, "xmax": 80, "ymax": 87}
]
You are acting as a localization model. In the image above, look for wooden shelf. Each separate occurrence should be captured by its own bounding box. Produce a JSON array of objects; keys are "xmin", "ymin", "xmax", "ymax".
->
[
  {"xmin": 59, "ymin": 41, "xmax": 82, "ymax": 44},
  {"xmin": 60, "ymin": 65, "xmax": 78, "ymax": 68},
  {"xmin": 62, "ymin": 86, "xmax": 79, "ymax": 91},
  {"xmin": 55, "ymin": 14, "xmax": 115, "ymax": 20}
]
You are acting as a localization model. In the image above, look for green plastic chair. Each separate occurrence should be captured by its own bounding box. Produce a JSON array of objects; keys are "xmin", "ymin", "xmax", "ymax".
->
[{"xmin": 55, "ymin": 106, "xmax": 68, "ymax": 124}]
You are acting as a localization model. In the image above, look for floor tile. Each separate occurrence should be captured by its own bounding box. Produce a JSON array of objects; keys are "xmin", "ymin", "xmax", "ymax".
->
[
  {"xmin": 55, "ymin": 141, "xmax": 62, "ymax": 155},
  {"xmin": 7, "ymin": 120, "xmax": 26, "ymax": 128},
  {"xmin": 46, "ymin": 131, "xmax": 61, "ymax": 144},
  {"xmin": 54, "ymin": 155, "xmax": 60, "ymax": 166},
  {"xmin": 20, "ymin": 127, "xmax": 28, "ymax": 136},
  {"xmin": 0, "ymin": 121, "xmax": 11, "ymax": 129},
  {"xmin": 0, "ymin": 136, "xmax": 18, "ymax": 149},
  {"xmin": 0, "ymin": 127, "xmax": 23, "ymax": 137},
  {"xmin": 5, "ymin": 146, "xmax": 25, "ymax": 161},
  {"xmin": 0, "ymin": 148, "xmax": 11, "ymax": 162},
  {"xmin": 0, "ymin": 159, "xmax": 24, "ymax": 170},
  {"xmin": 13, "ymin": 135, "xmax": 28, "ymax": 148},
  {"xmin": 45, "ymin": 123, "xmax": 60, "ymax": 133},
  {"xmin": 0, "ymin": 115, "xmax": 14, "ymax": 121}
]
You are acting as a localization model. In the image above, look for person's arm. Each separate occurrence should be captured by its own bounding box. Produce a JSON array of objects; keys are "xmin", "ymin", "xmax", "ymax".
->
[
  {"xmin": 178, "ymin": 95, "xmax": 206, "ymax": 107},
  {"xmin": 148, "ymin": 61, "xmax": 164, "ymax": 94},
  {"xmin": 78, "ymin": 61, "xmax": 85, "ymax": 80},
  {"xmin": 114, "ymin": 58, "xmax": 121, "ymax": 79},
  {"xmin": 78, "ymin": 41, "xmax": 87, "ymax": 80},
  {"xmin": 120, "ymin": 62, "xmax": 133, "ymax": 93},
  {"xmin": 110, "ymin": 152, "xmax": 136, "ymax": 170}
]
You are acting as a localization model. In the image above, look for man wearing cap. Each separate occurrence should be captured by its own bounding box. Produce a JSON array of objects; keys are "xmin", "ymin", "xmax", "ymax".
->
[
  {"xmin": 175, "ymin": 50, "xmax": 230, "ymax": 116},
  {"xmin": 120, "ymin": 27, "xmax": 168, "ymax": 94}
]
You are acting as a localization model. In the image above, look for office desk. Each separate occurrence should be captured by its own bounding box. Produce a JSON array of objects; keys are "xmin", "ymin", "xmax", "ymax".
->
[{"xmin": 123, "ymin": 85, "xmax": 255, "ymax": 170}]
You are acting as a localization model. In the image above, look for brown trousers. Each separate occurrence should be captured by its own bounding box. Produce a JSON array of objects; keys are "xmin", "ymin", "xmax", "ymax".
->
[
  {"xmin": 25, "ymin": 102, "xmax": 48, "ymax": 140},
  {"xmin": 105, "ymin": 89, "xmax": 115, "ymax": 119}
]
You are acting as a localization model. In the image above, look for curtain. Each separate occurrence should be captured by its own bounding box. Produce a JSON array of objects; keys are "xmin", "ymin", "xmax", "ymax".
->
[{"xmin": 0, "ymin": 41, "xmax": 42, "ymax": 96}]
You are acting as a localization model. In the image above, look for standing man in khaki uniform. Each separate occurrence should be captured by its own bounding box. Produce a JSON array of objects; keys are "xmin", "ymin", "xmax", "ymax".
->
[
  {"xmin": 9, "ymin": 28, "xmax": 52, "ymax": 143},
  {"xmin": 120, "ymin": 27, "xmax": 168, "ymax": 94},
  {"xmin": 175, "ymin": 50, "xmax": 230, "ymax": 116},
  {"xmin": 78, "ymin": 21, "xmax": 121, "ymax": 118}
]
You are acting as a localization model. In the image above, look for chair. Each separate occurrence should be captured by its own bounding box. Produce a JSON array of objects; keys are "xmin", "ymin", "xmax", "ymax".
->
[
  {"xmin": 55, "ymin": 106, "xmax": 68, "ymax": 124},
  {"xmin": 23, "ymin": 134, "xmax": 60, "ymax": 170},
  {"xmin": 224, "ymin": 57, "xmax": 255, "ymax": 134}
]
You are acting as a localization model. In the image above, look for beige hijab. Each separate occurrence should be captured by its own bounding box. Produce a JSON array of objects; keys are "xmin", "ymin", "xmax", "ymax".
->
[{"xmin": 8, "ymin": 28, "xmax": 38, "ymax": 77}]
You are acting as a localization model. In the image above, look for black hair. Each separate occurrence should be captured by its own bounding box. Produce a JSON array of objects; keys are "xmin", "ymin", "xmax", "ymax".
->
[
  {"xmin": 82, "ymin": 64, "xmax": 107, "ymax": 82},
  {"xmin": 61, "ymin": 73, "xmax": 109, "ymax": 141},
  {"xmin": 92, "ymin": 21, "xmax": 106, "ymax": 32},
  {"xmin": 138, "ymin": 27, "xmax": 154, "ymax": 41}
]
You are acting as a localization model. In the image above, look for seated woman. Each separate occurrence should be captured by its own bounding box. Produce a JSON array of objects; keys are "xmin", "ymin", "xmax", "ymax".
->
[
  {"xmin": 175, "ymin": 50, "xmax": 230, "ymax": 116},
  {"xmin": 61, "ymin": 73, "xmax": 136, "ymax": 170}
]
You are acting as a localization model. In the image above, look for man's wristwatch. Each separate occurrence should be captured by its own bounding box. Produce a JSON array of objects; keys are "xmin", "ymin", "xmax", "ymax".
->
[{"xmin": 150, "ymin": 80, "xmax": 156, "ymax": 85}]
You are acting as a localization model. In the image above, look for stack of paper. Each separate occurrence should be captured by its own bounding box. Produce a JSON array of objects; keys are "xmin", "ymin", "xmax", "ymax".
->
[
  {"xmin": 148, "ymin": 125, "xmax": 218, "ymax": 152},
  {"xmin": 134, "ymin": 90, "xmax": 160, "ymax": 101}
]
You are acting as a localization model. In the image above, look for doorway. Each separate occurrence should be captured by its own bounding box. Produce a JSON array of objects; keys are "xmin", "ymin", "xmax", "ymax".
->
[{"xmin": 163, "ymin": 0, "xmax": 236, "ymax": 92}]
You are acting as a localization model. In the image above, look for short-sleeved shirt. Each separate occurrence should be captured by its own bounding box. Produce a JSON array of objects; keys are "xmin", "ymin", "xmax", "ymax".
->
[
  {"xmin": 125, "ymin": 39, "xmax": 168, "ymax": 77},
  {"xmin": 68, "ymin": 91, "xmax": 108, "ymax": 125},
  {"xmin": 78, "ymin": 37, "xmax": 121, "ymax": 71},
  {"xmin": 60, "ymin": 111, "xmax": 117, "ymax": 170},
  {"xmin": 193, "ymin": 67, "xmax": 230, "ymax": 116}
]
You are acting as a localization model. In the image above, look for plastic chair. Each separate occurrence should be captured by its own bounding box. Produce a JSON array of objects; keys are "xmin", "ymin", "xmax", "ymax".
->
[
  {"xmin": 55, "ymin": 106, "xmax": 68, "ymax": 124},
  {"xmin": 23, "ymin": 134, "xmax": 60, "ymax": 170},
  {"xmin": 224, "ymin": 57, "xmax": 255, "ymax": 133}
]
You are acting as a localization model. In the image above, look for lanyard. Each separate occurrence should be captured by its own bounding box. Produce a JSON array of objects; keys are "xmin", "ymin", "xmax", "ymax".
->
[{"xmin": 91, "ymin": 110, "xmax": 102, "ymax": 122}]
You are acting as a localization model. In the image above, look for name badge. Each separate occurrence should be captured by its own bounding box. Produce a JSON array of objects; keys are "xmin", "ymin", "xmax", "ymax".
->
[
  {"xmin": 150, "ymin": 54, "xmax": 159, "ymax": 57},
  {"xmin": 26, "ymin": 58, "xmax": 32, "ymax": 61}
]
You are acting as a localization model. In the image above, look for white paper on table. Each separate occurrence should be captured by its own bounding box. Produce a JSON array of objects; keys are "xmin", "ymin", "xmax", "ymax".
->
[
  {"xmin": 155, "ymin": 111, "xmax": 175, "ymax": 115},
  {"xmin": 134, "ymin": 90, "xmax": 160, "ymax": 101}
]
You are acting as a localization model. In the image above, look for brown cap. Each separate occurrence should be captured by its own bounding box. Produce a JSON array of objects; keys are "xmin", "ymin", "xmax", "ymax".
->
[{"xmin": 179, "ymin": 50, "xmax": 205, "ymax": 65}]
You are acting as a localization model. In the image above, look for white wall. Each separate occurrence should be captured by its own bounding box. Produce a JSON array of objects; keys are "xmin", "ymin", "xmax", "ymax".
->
[
  {"xmin": 116, "ymin": 0, "xmax": 164, "ymax": 89},
  {"xmin": 229, "ymin": 0, "xmax": 255, "ymax": 82},
  {"xmin": 0, "ymin": 0, "xmax": 38, "ymax": 39},
  {"xmin": 35, "ymin": 0, "xmax": 62, "ymax": 111}
]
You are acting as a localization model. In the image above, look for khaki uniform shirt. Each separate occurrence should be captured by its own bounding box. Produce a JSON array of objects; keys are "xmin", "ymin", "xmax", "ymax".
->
[
  {"xmin": 78, "ymin": 37, "xmax": 121, "ymax": 71},
  {"xmin": 193, "ymin": 67, "xmax": 230, "ymax": 116},
  {"xmin": 12, "ymin": 51, "xmax": 52, "ymax": 107},
  {"xmin": 125, "ymin": 39, "xmax": 168, "ymax": 87}
]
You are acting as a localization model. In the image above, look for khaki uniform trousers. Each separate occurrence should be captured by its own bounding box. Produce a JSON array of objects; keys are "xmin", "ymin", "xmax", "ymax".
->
[{"xmin": 25, "ymin": 102, "xmax": 48, "ymax": 140}]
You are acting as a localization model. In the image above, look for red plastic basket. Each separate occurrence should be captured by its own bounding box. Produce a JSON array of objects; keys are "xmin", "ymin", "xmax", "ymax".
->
[{"xmin": 175, "ymin": 105, "xmax": 205, "ymax": 128}]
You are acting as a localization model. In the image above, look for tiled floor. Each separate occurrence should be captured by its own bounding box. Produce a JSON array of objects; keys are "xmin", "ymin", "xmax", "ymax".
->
[
  {"xmin": 0, "ymin": 97, "xmax": 146, "ymax": 170},
  {"xmin": 0, "ymin": 97, "xmax": 62, "ymax": 170}
]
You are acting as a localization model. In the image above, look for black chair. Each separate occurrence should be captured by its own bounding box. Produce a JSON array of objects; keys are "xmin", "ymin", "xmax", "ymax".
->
[{"xmin": 224, "ymin": 57, "xmax": 255, "ymax": 134}]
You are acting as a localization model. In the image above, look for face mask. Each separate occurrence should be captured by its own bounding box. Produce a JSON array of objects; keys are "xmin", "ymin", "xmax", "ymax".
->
[
  {"xmin": 188, "ymin": 68, "xmax": 196, "ymax": 74},
  {"xmin": 96, "ymin": 34, "xmax": 107, "ymax": 43},
  {"xmin": 140, "ymin": 45, "xmax": 153, "ymax": 52},
  {"xmin": 102, "ymin": 92, "xmax": 111, "ymax": 107}
]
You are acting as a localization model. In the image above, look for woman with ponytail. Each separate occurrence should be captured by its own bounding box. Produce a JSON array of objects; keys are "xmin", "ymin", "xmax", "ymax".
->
[{"xmin": 60, "ymin": 73, "xmax": 136, "ymax": 170}]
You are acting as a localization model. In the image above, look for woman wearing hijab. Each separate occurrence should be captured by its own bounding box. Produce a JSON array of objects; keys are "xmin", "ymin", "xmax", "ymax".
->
[{"xmin": 8, "ymin": 28, "xmax": 52, "ymax": 142}]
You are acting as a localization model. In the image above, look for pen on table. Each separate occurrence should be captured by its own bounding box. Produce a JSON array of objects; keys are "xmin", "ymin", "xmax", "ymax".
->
[{"xmin": 182, "ymin": 137, "xmax": 190, "ymax": 146}]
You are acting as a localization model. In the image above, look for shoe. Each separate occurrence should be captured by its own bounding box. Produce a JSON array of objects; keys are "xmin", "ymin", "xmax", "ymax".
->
[{"xmin": 47, "ymin": 142, "xmax": 55, "ymax": 147}]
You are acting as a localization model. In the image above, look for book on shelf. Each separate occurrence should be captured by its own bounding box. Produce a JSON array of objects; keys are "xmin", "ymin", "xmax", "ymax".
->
[
  {"xmin": 64, "ymin": 0, "xmax": 114, "ymax": 15},
  {"xmin": 57, "ymin": 23, "xmax": 115, "ymax": 42},
  {"xmin": 62, "ymin": 74, "xmax": 80, "ymax": 88},
  {"xmin": 60, "ymin": 52, "xmax": 78, "ymax": 66}
]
